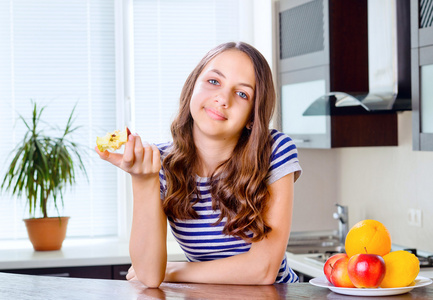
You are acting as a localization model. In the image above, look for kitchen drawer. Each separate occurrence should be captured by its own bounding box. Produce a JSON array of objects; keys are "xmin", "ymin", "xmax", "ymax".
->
[
  {"xmin": 2, "ymin": 265, "xmax": 112, "ymax": 279},
  {"xmin": 296, "ymin": 271, "xmax": 314, "ymax": 283},
  {"xmin": 112, "ymin": 264, "xmax": 130, "ymax": 280}
]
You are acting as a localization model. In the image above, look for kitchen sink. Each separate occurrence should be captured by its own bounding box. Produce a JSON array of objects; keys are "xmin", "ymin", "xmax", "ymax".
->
[{"xmin": 286, "ymin": 231, "xmax": 345, "ymax": 254}]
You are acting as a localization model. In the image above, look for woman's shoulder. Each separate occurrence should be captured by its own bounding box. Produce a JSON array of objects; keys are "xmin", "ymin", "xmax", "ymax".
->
[
  {"xmin": 156, "ymin": 141, "xmax": 173, "ymax": 159},
  {"xmin": 268, "ymin": 129, "xmax": 302, "ymax": 183},
  {"xmin": 269, "ymin": 129, "xmax": 297, "ymax": 149}
]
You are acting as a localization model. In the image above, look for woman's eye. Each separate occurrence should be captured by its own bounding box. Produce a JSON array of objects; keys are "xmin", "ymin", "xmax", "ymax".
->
[
  {"xmin": 208, "ymin": 79, "xmax": 219, "ymax": 85},
  {"xmin": 237, "ymin": 91, "xmax": 248, "ymax": 99}
]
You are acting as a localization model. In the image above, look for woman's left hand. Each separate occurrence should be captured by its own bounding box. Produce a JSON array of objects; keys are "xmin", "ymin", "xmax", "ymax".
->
[{"xmin": 126, "ymin": 265, "xmax": 138, "ymax": 281}]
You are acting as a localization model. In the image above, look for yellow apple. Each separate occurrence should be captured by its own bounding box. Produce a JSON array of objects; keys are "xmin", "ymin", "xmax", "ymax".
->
[{"xmin": 96, "ymin": 127, "xmax": 131, "ymax": 152}]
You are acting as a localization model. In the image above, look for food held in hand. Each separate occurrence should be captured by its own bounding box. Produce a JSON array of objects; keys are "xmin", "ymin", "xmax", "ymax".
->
[
  {"xmin": 330, "ymin": 256, "xmax": 355, "ymax": 288},
  {"xmin": 345, "ymin": 219, "xmax": 391, "ymax": 258},
  {"xmin": 347, "ymin": 251, "xmax": 386, "ymax": 288},
  {"xmin": 96, "ymin": 127, "xmax": 131, "ymax": 152},
  {"xmin": 324, "ymin": 253, "xmax": 347, "ymax": 283},
  {"xmin": 380, "ymin": 250, "xmax": 420, "ymax": 288}
]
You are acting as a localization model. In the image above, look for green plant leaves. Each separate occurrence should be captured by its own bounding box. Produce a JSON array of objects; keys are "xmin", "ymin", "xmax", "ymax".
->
[{"xmin": 1, "ymin": 101, "xmax": 87, "ymax": 218}]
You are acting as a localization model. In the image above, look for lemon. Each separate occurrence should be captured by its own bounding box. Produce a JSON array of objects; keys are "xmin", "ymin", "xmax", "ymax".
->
[{"xmin": 380, "ymin": 250, "xmax": 420, "ymax": 288}]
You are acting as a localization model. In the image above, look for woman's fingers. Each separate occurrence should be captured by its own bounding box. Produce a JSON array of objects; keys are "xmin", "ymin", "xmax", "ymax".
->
[
  {"xmin": 126, "ymin": 265, "xmax": 137, "ymax": 281},
  {"xmin": 142, "ymin": 141, "xmax": 153, "ymax": 173},
  {"xmin": 143, "ymin": 143, "xmax": 161, "ymax": 173},
  {"xmin": 95, "ymin": 132, "xmax": 160, "ymax": 176},
  {"xmin": 94, "ymin": 146, "xmax": 124, "ymax": 168},
  {"xmin": 151, "ymin": 144, "xmax": 161, "ymax": 173},
  {"xmin": 122, "ymin": 133, "xmax": 137, "ymax": 168},
  {"xmin": 134, "ymin": 134, "xmax": 145, "ymax": 164}
]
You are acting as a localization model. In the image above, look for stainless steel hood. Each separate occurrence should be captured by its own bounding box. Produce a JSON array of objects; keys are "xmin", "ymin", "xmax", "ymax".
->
[{"xmin": 304, "ymin": 0, "xmax": 411, "ymax": 116}]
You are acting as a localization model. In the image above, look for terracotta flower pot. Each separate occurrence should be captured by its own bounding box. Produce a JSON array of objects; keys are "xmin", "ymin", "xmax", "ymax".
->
[{"xmin": 23, "ymin": 217, "xmax": 70, "ymax": 251}]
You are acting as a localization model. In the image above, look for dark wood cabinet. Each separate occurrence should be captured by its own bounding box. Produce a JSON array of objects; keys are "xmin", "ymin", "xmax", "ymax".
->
[
  {"xmin": 276, "ymin": 0, "xmax": 406, "ymax": 148},
  {"xmin": 1, "ymin": 264, "xmax": 131, "ymax": 280},
  {"xmin": 296, "ymin": 271, "xmax": 314, "ymax": 283},
  {"xmin": 112, "ymin": 264, "xmax": 130, "ymax": 280}
]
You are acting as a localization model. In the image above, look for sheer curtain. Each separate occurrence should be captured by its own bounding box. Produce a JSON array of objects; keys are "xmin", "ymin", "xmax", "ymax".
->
[
  {"xmin": 132, "ymin": 0, "xmax": 243, "ymax": 142},
  {"xmin": 0, "ymin": 0, "xmax": 119, "ymax": 240},
  {"xmin": 0, "ymin": 0, "xmax": 250, "ymax": 243}
]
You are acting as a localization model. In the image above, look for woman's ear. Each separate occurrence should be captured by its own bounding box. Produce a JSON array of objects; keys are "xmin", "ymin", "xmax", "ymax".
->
[{"xmin": 246, "ymin": 121, "xmax": 254, "ymax": 130}]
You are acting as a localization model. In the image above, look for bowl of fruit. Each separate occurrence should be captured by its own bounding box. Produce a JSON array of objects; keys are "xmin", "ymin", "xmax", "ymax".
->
[{"xmin": 309, "ymin": 219, "xmax": 433, "ymax": 296}]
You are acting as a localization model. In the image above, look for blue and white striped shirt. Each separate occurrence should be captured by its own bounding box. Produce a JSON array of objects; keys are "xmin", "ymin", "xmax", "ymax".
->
[{"xmin": 158, "ymin": 129, "xmax": 302, "ymax": 283}]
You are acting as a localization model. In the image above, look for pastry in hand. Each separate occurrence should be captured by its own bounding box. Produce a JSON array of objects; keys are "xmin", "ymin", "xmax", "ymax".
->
[{"xmin": 96, "ymin": 127, "xmax": 131, "ymax": 152}]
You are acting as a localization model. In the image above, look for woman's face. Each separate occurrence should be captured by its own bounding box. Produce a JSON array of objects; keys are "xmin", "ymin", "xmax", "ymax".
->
[{"xmin": 189, "ymin": 49, "xmax": 255, "ymax": 143}]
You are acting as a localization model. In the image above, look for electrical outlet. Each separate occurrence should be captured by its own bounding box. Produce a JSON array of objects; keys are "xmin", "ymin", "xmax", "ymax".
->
[{"xmin": 408, "ymin": 208, "xmax": 422, "ymax": 227}]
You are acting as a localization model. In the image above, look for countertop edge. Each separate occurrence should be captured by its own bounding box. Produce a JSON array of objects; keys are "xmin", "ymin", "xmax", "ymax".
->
[
  {"xmin": 0, "ymin": 239, "xmax": 186, "ymax": 270},
  {"xmin": 285, "ymin": 252, "xmax": 324, "ymax": 278}
]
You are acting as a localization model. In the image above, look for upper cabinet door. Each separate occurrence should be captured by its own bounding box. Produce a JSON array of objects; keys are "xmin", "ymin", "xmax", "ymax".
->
[
  {"xmin": 276, "ymin": 0, "xmax": 400, "ymax": 149},
  {"xmin": 411, "ymin": 0, "xmax": 433, "ymax": 151}
]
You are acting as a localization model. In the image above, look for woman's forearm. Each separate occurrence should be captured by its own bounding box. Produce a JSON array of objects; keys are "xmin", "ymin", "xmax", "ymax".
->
[
  {"xmin": 129, "ymin": 175, "xmax": 167, "ymax": 288},
  {"xmin": 163, "ymin": 174, "xmax": 294, "ymax": 286},
  {"xmin": 164, "ymin": 248, "xmax": 282, "ymax": 285}
]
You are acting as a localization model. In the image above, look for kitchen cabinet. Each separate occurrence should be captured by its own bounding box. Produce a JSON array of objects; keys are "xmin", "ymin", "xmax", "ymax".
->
[
  {"xmin": 1, "ymin": 264, "xmax": 131, "ymax": 280},
  {"xmin": 411, "ymin": 0, "xmax": 433, "ymax": 151},
  {"xmin": 276, "ymin": 0, "xmax": 408, "ymax": 148},
  {"xmin": 0, "ymin": 239, "xmax": 186, "ymax": 282},
  {"xmin": 296, "ymin": 271, "xmax": 314, "ymax": 283}
]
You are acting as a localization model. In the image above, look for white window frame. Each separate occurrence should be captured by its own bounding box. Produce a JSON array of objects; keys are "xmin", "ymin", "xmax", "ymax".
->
[
  {"xmin": 116, "ymin": 0, "xmax": 276, "ymax": 244},
  {"xmin": 0, "ymin": 0, "xmax": 275, "ymax": 248}
]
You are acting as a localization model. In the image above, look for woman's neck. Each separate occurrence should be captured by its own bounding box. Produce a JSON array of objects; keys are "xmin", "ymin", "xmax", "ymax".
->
[{"xmin": 193, "ymin": 136, "xmax": 238, "ymax": 178}]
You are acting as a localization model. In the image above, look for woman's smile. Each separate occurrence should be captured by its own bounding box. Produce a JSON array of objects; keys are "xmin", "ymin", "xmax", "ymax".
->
[{"xmin": 204, "ymin": 107, "xmax": 227, "ymax": 121}]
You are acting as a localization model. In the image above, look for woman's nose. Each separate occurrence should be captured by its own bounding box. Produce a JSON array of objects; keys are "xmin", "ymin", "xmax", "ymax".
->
[{"xmin": 214, "ymin": 90, "xmax": 230, "ymax": 107}]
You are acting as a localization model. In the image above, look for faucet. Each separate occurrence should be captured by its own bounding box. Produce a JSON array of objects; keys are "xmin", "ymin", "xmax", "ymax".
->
[{"xmin": 333, "ymin": 204, "xmax": 349, "ymax": 245}]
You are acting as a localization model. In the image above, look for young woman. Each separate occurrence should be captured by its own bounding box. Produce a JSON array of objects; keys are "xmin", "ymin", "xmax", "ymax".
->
[{"xmin": 96, "ymin": 42, "xmax": 302, "ymax": 287}]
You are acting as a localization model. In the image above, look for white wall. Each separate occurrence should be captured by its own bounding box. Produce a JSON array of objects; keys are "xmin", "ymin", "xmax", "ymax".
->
[
  {"xmin": 291, "ymin": 148, "xmax": 339, "ymax": 232},
  {"xmin": 293, "ymin": 111, "xmax": 433, "ymax": 252}
]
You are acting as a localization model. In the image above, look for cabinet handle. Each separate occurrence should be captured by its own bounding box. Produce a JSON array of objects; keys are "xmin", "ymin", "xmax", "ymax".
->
[
  {"xmin": 292, "ymin": 139, "xmax": 310, "ymax": 143},
  {"xmin": 119, "ymin": 271, "xmax": 128, "ymax": 276},
  {"xmin": 43, "ymin": 273, "xmax": 70, "ymax": 277}
]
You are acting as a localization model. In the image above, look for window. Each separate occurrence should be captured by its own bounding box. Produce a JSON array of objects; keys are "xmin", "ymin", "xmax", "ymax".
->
[
  {"xmin": 0, "ymin": 0, "xmax": 255, "ymax": 243},
  {"xmin": 0, "ymin": 0, "xmax": 119, "ymax": 240},
  {"xmin": 131, "ymin": 0, "xmax": 244, "ymax": 142}
]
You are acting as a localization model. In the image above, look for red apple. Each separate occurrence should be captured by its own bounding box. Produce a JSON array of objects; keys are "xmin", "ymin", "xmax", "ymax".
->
[
  {"xmin": 330, "ymin": 256, "xmax": 356, "ymax": 288},
  {"xmin": 324, "ymin": 253, "xmax": 347, "ymax": 283},
  {"xmin": 347, "ymin": 253, "xmax": 386, "ymax": 288}
]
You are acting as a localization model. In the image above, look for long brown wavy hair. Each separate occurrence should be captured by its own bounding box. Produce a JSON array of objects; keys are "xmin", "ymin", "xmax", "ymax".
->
[{"xmin": 162, "ymin": 42, "xmax": 276, "ymax": 242}]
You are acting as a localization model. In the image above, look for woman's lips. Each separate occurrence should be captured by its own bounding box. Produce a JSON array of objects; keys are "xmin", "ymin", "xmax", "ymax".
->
[{"xmin": 204, "ymin": 107, "xmax": 227, "ymax": 121}]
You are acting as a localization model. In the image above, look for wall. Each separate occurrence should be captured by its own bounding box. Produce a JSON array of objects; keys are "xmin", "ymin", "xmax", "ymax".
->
[
  {"xmin": 292, "ymin": 111, "xmax": 433, "ymax": 252},
  {"xmin": 291, "ymin": 147, "xmax": 339, "ymax": 232}
]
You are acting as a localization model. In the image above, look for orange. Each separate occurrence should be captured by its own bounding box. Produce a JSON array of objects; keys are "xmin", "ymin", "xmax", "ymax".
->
[
  {"xmin": 380, "ymin": 250, "xmax": 420, "ymax": 288},
  {"xmin": 344, "ymin": 219, "xmax": 391, "ymax": 258}
]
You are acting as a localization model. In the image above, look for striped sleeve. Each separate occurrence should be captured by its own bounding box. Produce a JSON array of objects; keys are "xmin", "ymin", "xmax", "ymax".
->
[
  {"xmin": 267, "ymin": 129, "xmax": 302, "ymax": 185},
  {"xmin": 156, "ymin": 142, "xmax": 173, "ymax": 199}
]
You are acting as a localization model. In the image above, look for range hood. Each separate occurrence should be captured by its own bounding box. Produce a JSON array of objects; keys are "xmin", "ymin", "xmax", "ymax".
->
[{"xmin": 304, "ymin": 0, "xmax": 411, "ymax": 116}]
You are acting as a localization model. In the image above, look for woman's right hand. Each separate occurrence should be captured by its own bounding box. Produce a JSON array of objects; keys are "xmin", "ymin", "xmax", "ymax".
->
[{"xmin": 95, "ymin": 133, "xmax": 161, "ymax": 178}]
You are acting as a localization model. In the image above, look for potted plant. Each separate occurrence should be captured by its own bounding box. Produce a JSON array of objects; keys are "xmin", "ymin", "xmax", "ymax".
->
[{"xmin": 1, "ymin": 102, "xmax": 87, "ymax": 251}]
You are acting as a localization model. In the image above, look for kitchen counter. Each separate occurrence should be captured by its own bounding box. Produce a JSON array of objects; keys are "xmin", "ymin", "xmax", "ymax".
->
[
  {"xmin": 1, "ymin": 271, "xmax": 432, "ymax": 300},
  {"xmin": 286, "ymin": 251, "xmax": 433, "ymax": 280},
  {"xmin": 285, "ymin": 252, "xmax": 325, "ymax": 278},
  {"xmin": 0, "ymin": 238, "xmax": 186, "ymax": 270},
  {"xmin": 2, "ymin": 237, "xmax": 432, "ymax": 282}
]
